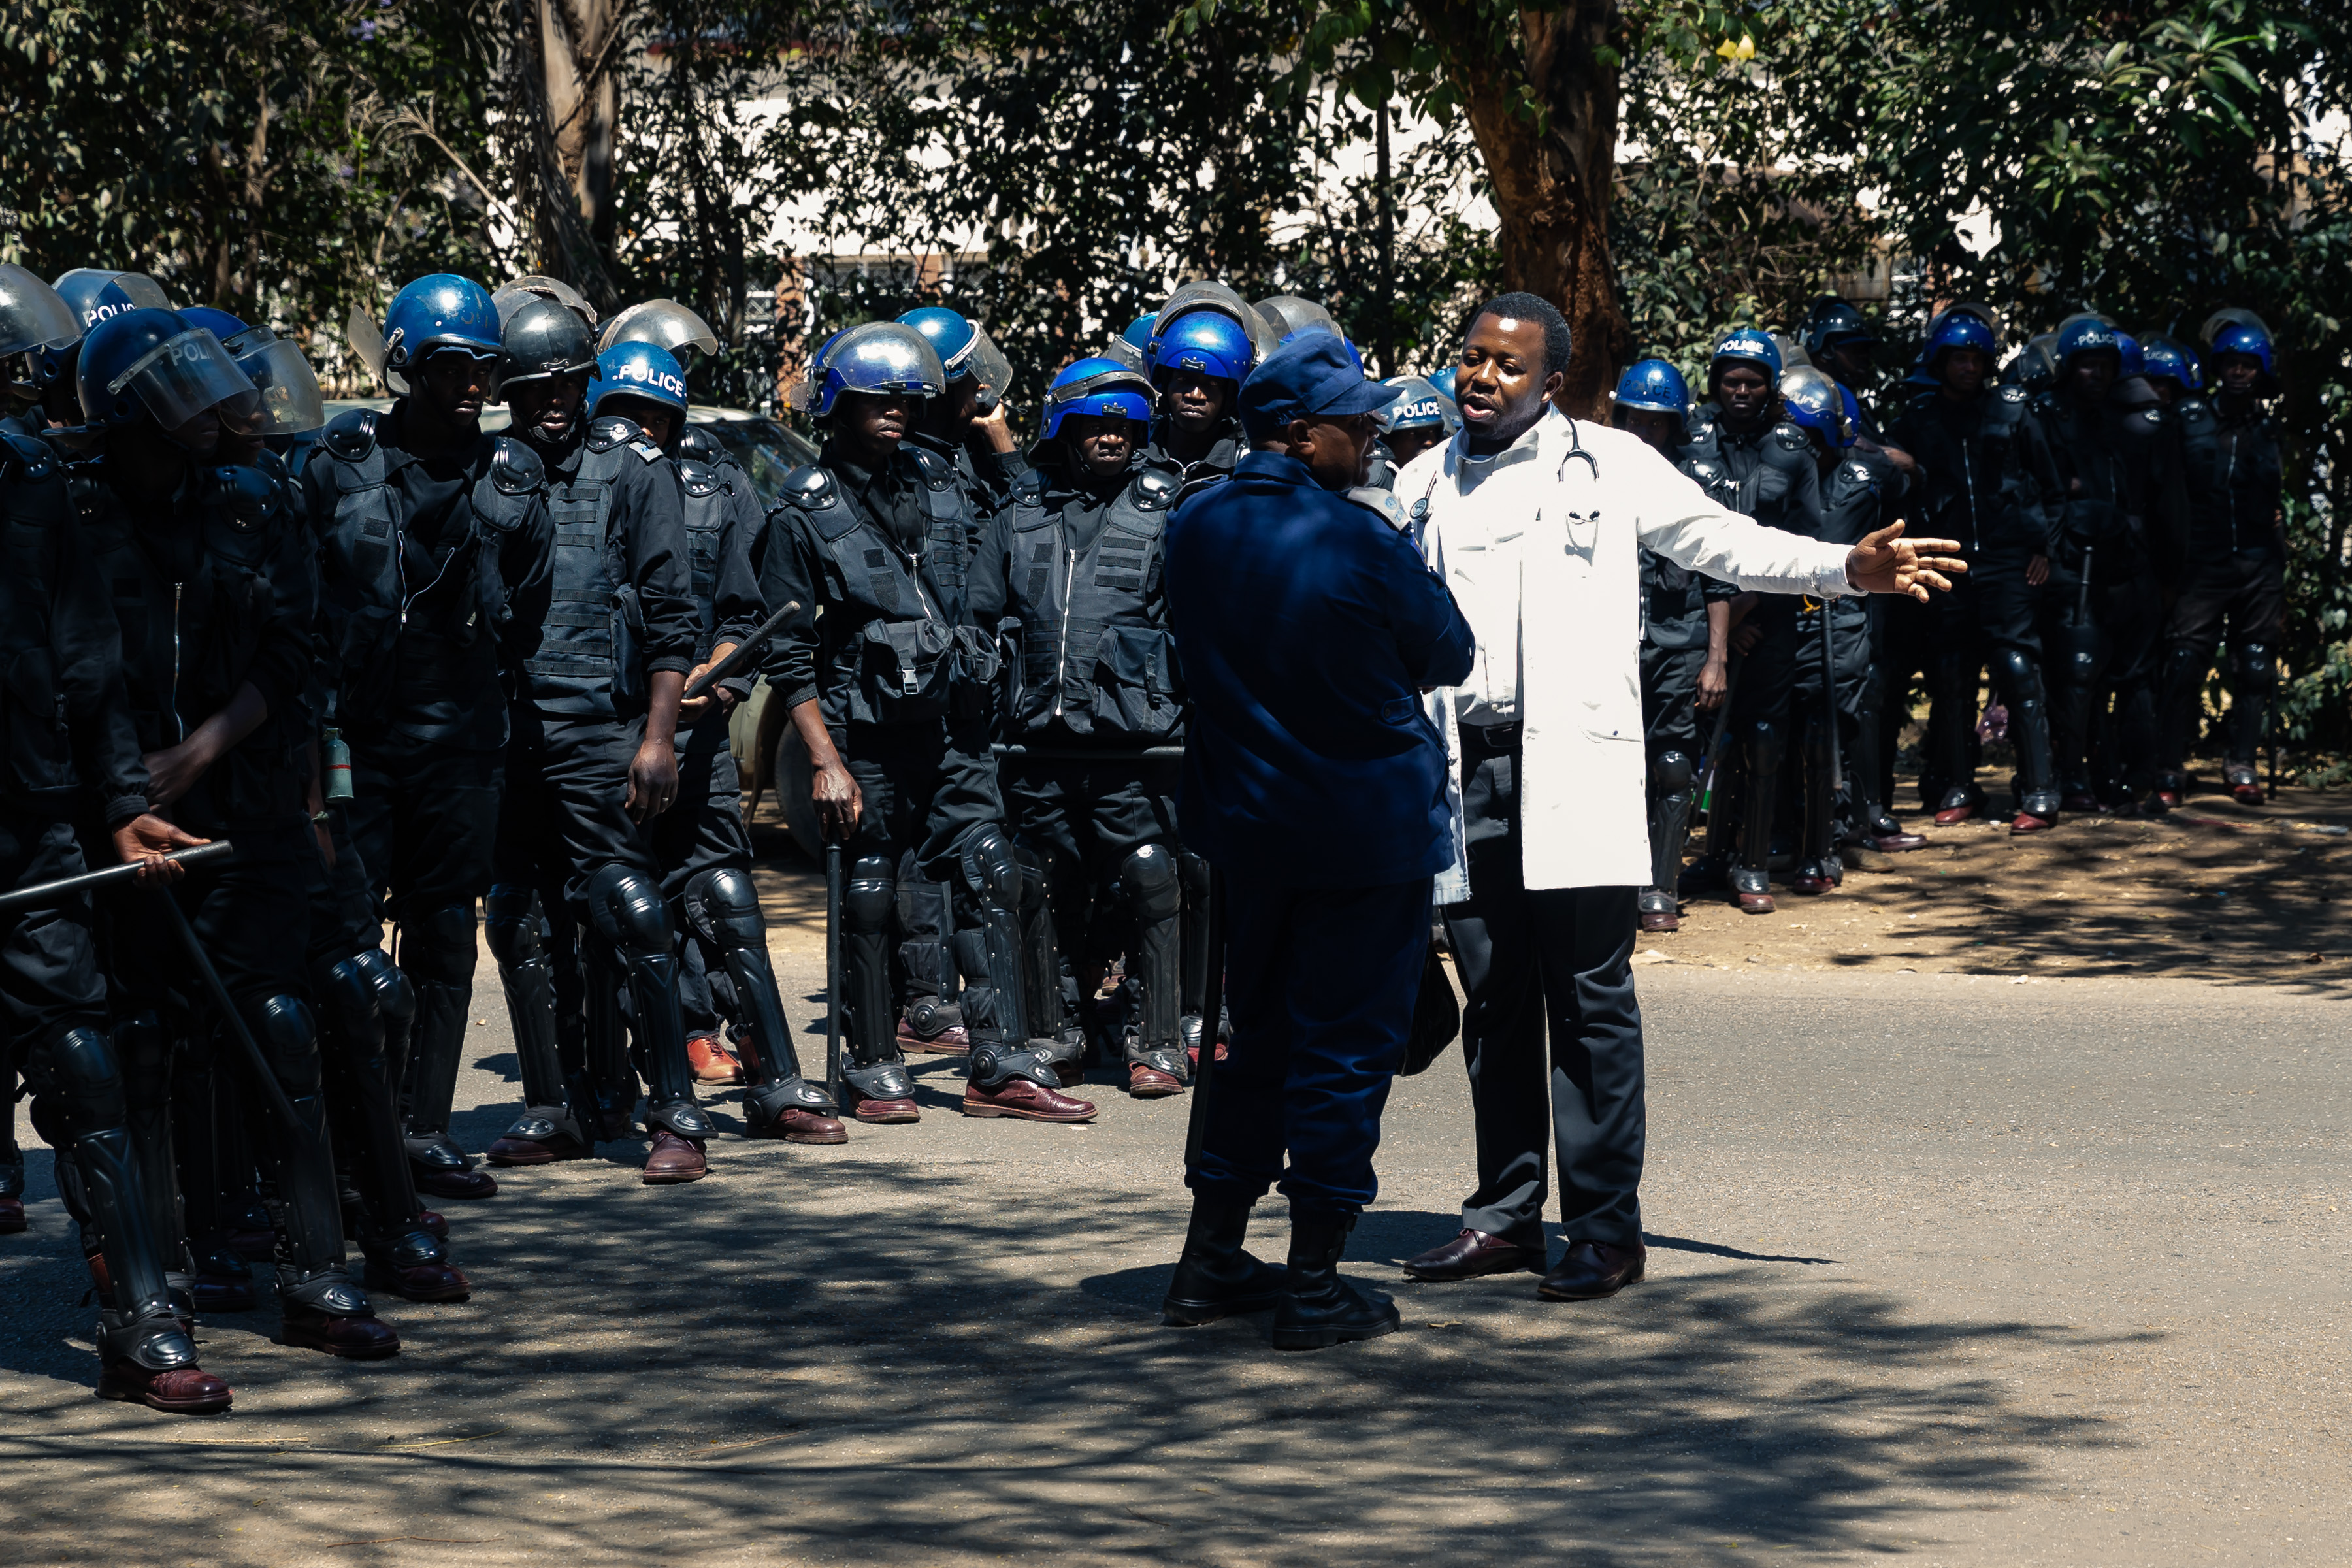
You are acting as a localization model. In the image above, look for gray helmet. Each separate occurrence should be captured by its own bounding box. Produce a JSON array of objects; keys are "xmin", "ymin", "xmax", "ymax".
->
[
  {"xmin": 493, "ymin": 274, "xmax": 598, "ymax": 329},
  {"xmin": 1379, "ymin": 374, "xmax": 1460, "ymax": 436},
  {"xmin": 1157, "ymin": 280, "xmax": 1280, "ymax": 363},
  {"xmin": 500, "ymin": 297, "xmax": 597, "ymax": 390},
  {"xmin": 599, "ymin": 298, "xmax": 720, "ymax": 363},
  {"xmin": 1256, "ymin": 294, "xmax": 1341, "ymax": 345},
  {"xmin": 0, "ymin": 263, "xmax": 84, "ymax": 359},
  {"xmin": 2198, "ymin": 306, "xmax": 2273, "ymax": 351},
  {"xmin": 800, "ymin": 321, "xmax": 947, "ymax": 417}
]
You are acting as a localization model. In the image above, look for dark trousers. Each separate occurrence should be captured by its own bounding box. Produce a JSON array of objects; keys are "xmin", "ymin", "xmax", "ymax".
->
[
  {"xmin": 1003, "ymin": 741, "xmax": 1181, "ymax": 980},
  {"xmin": 1192, "ymin": 869, "xmax": 1429, "ymax": 1217},
  {"xmin": 0, "ymin": 814, "xmax": 110, "ymax": 1051},
  {"xmin": 1443, "ymin": 730, "xmax": 1644, "ymax": 1249},
  {"xmin": 496, "ymin": 709, "xmax": 665, "ymax": 915},
  {"xmin": 344, "ymin": 734, "xmax": 503, "ymax": 926},
  {"xmin": 836, "ymin": 718, "xmax": 1004, "ymax": 1012},
  {"xmin": 650, "ymin": 719, "xmax": 754, "ymax": 1036},
  {"xmin": 2159, "ymin": 549, "xmax": 2285, "ymax": 773}
]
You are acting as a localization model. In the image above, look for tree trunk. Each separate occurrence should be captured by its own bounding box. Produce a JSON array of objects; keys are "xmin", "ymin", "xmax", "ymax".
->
[
  {"xmin": 1407, "ymin": 0, "xmax": 1629, "ymax": 417},
  {"xmin": 512, "ymin": 0, "xmax": 627, "ymax": 308}
]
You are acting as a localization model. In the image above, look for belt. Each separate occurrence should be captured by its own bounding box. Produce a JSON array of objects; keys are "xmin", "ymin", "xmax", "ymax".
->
[{"xmin": 1463, "ymin": 721, "xmax": 1520, "ymax": 747}]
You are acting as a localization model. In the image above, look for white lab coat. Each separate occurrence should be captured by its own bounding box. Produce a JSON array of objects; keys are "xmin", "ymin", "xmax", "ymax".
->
[{"xmin": 1396, "ymin": 407, "xmax": 1857, "ymax": 892}]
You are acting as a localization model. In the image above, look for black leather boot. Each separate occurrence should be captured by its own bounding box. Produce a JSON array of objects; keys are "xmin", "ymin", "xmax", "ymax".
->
[
  {"xmin": 1162, "ymin": 1193, "xmax": 1283, "ymax": 1326},
  {"xmin": 1271, "ymin": 1211, "xmax": 1400, "ymax": 1350}
]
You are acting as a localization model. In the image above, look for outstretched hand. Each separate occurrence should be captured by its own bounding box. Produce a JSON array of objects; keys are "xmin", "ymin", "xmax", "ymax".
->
[{"xmin": 1845, "ymin": 521, "xmax": 1968, "ymax": 602}]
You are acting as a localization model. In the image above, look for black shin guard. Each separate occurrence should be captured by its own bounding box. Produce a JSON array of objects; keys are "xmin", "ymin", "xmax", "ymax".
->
[
  {"xmin": 959, "ymin": 829, "xmax": 1064, "ymax": 1089},
  {"xmin": 587, "ymin": 866, "xmax": 708, "ymax": 1139},
  {"xmin": 1116, "ymin": 844, "xmax": 1186, "ymax": 1078},
  {"xmin": 113, "ymin": 1013, "xmax": 180, "ymax": 1273},
  {"xmin": 316, "ymin": 957, "xmax": 444, "ymax": 1264},
  {"xmin": 248, "ymin": 998, "xmax": 365, "ymax": 1313},
  {"xmin": 483, "ymin": 885, "xmax": 587, "ymax": 1147},
  {"xmin": 1178, "ymin": 849, "xmax": 1213, "ymax": 1050},
  {"xmin": 684, "ymin": 868, "xmax": 834, "ymax": 1122},
  {"xmin": 397, "ymin": 902, "xmax": 478, "ymax": 1170},
  {"xmin": 1647, "ymin": 749, "xmax": 1693, "ymax": 895},
  {"xmin": 1735, "ymin": 718, "xmax": 1787, "ymax": 892},
  {"xmin": 836, "ymin": 855, "xmax": 913, "ymax": 1101},
  {"xmin": 1996, "ymin": 649, "xmax": 2058, "ymax": 815},
  {"xmin": 48, "ymin": 1028, "xmax": 194, "ymax": 1371}
]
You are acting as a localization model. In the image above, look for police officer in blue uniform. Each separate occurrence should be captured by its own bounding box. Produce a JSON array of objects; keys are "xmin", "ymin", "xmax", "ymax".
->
[
  {"xmin": 589, "ymin": 337, "xmax": 847, "ymax": 1147},
  {"xmin": 966, "ymin": 357, "xmax": 1192, "ymax": 1098},
  {"xmin": 1158, "ymin": 333, "xmax": 1475, "ymax": 1350},
  {"xmin": 493, "ymin": 297, "xmax": 713, "ymax": 1184},
  {"xmin": 302, "ymin": 274, "xmax": 546, "ymax": 1203},
  {"xmin": 760, "ymin": 323, "xmax": 1095, "ymax": 1125}
]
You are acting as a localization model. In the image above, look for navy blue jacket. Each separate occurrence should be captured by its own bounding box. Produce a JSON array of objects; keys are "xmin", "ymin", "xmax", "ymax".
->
[{"xmin": 1164, "ymin": 451, "xmax": 1475, "ymax": 888}]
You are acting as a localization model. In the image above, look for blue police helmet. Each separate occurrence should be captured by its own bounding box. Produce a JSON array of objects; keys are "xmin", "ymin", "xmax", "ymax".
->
[
  {"xmin": 74, "ymin": 308, "xmax": 263, "ymax": 433},
  {"xmin": 51, "ymin": 269, "xmax": 172, "ymax": 331},
  {"xmin": 1838, "ymin": 382, "xmax": 1863, "ymax": 435},
  {"xmin": 1708, "ymin": 328, "xmax": 1782, "ymax": 389},
  {"xmin": 1428, "ymin": 365, "xmax": 1458, "ymax": 401},
  {"xmin": 176, "ymin": 306, "xmax": 250, "ymax": 342},
  {"xmin": 1121, "ymin": 314, "xmax": 1157, "ymax": 350},
  {"xmin": 1612, "ymin": 358, "xmax": 1690, "ymax": 417},
  {"xmin": 898, "ymin": 306, "xmax": 980, "ymax": 380},
  {"xmin": 1041, "ymin": 357, "xmax": 1155, "ymax": 440},
  {"xmin": 2209, "ymin": 321, "xmax": 2277, "ymax": 387},
  {"xmin": 589, "ymin": 340, "xmax": 690, "ymax": 418},
  {"xmin": 382, "ymin": 274, "xmax": 502, "ymax": 372},
  {"xmin": 1380, "ymin": 375, "xmax": 1460, "ymax": 436},
  {"xmin": 2114, "ymin": 329, "xmax": 2144, "ymax": 380},
  {"xmin": 1147, "ymin": 309, "xmax": 1254, "ymax": 389},
  {"xmin": 1924, "ymin": 310, "xmax": 1998, "ymax": 373},
  {"xmin": 1779, "ymin": 366, "xmax": 1852, "ymax": 448},
  {"xmin": 808, "ymin": 321, "xmax": 946, "ymax": 419},
  {"xmin": 2141, "ymin": 336, "xmax": 2202, "ymax": 394},
  {"xmin": 2054, "ymin": 314, "xmax": 2121, "ymax": 368}
]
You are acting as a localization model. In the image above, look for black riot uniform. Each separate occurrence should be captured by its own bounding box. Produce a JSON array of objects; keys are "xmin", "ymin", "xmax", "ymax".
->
[
  {"xmin": 638, "ymin": 425, "xmax": 840, "ymax": 1141},
  {"xmin": 1783, "ymin": 449, "xmax": 1895, "ymax": 889},
  {"xmin": 1889, "ymin": 382, "xmax": 2060, "ymax": 825},
  {"xmin": 1143, "ymin": 415, "xmax": 1245, "ymax": 490},
  {"xmin": 760, "ymin": 438, "xmax": 1092, "ymax": 1117},
  {"xmin": 302, "ymin": 402, "xmax": 547, "ymax": 1200},
  {"xmin": 2155, "ymin": 390, "xmax": 2285, "ymax": 800},
  {"xmin": 966, "ymin": 454, "xmax": 1192, "ymax": 1092},
  {"xmin": 1636, "ymin": 543, "xmax": 1732, "ymax": 927},
  {"xmin": 1678, "ymin": 411, "xmax": 1823, "ymax": 910},
  {"xmin": 73, "ymin": 440, "xmax": 402, "ymax": 1358},
  {"xmin": 1, "ymin": 431, "xmax": 231, "ymax": 1407},
  {"xmin": 493, "ymin": 412, "xmax": 708, "ymax": 1170},
  {"xmin": 2027, "ymin": 383, "xmax": 2167, "ymax": 809}
]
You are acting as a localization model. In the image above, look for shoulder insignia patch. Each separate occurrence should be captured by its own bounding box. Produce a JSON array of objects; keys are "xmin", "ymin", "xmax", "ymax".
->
[{"xmin": 1343, "ymin": 485, "xmax": 1410, "ymax": 532}]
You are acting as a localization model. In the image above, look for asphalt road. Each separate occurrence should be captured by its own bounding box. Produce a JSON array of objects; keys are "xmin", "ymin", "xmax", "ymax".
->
[{"xmin": 4, "ymin": 954, "xmax": 2347, "ymax": 1567}]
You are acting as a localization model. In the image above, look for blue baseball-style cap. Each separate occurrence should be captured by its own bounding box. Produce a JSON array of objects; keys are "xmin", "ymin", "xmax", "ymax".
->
[{"xmin": 1237, "ymin": 333, "xmax": 1401, "ymax": 442}]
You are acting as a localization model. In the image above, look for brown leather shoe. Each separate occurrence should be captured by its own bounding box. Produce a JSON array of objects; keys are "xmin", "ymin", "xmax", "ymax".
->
[
  {"xmin": 1402, "ymin": 1228, "xmax": 1546, "ymax": 1281},
  {"xmin": 485, "ymin": 1128, "xmax": 591, "ymax": 1166},
  {"xmin": 2010, "ymin": 810, "xmax": 2055, "ymax": 835},
  {"xmin": 642, "ymin": 1128, "xmax": 709, "ymax": 1184},
  {"xmin": 416, "ymin": 1209, "xmax": 448, "ymax": 1241},
  {"xmin": 1788, "ymin": 870, "xmax": 1835, "ymax": 896},
  {"xmin": 962, "ymin": 1077, "xmax": 1098, "ymax": 1122},
  {"xmin": 1185, "ymin": 1041, "xmax": 1229, "ymax": 1070},
  {"xmin": 687, "ymin": 1034, "xmax": 743, "ymax": 1085},
  {"xmin": 1127, "ymin": 1062, "xmax": 1184, "ymax": 1098},
  {"xmin": 1867, "ymin": 828, "xmax": 1928, "ymax": 851},
  {"xmin": 412, "ymin": 1166, "xmax": 498, "ymax": 1201},
  {"xmin": 1537, "ymin": 1239, "xmax": 1648, "ymax": 1301},
  {"xmin": 898, "ymin": 1020, "xmax": 971, "ymax": 1056},
  {"xmin": 749, "ymin": 1107, "xmax": 849, "ymax": 1145},
  {"xmin": 1737, "ymin": 889, "xmax": 1775, "ymax": 914},
  {"xmin": 365, "ymin": 1258, "xmax": 472, "ymax": 1303},
  {"xmin": 280, "ymin": 1305, "xmax": 401, "ymax": 1358},
  {"xmin": 851, "ymin": 1095, "xmax": 921, "ymax": 1124},
  {"xmin": 1932, "ymin": 801, "xmax": 1978, "ymax": 826},
  {"xmin": 0, "ymin": 1196, "xmax": 24, "ymax": 1233},
  {"xmin": 99, "ymin": 1360, "xmax": 233, "ymax": 1413},
  {"xmin": 1638, "ymin": 907, "xmax": 1680, "ymax": 932}
]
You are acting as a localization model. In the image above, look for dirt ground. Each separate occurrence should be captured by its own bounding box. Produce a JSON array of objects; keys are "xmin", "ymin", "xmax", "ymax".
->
[{"xmin": 1654, "ymin": 762, "xmax": 2352, "ymax": 994}]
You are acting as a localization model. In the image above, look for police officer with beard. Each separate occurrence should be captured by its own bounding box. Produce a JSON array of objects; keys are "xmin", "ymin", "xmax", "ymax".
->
[
  {"xmin": 1890, "ymin": 310, "xmax": 2063, "ymax": 834},
  {"xmin": 495, "ymin": 301, "xmax": 711, "ymax": 1184},
  {"xmin": 967, "ymin": 358, "xmax": 1192, "ymax": 1098},
  {"xmin": 1680, "ymin": 329, "xmax": 1823, "ymax": 914},
  {"xmin": 2153, "ymin": 314, "xmax": 2287, "ymax": 809},
  {"xmin": 1610, "ymin": 359, "xmax": 1731, "ymax": 932},
  {"xmin": 762, "ymin": 323, "xmax": 1095, "ymax": 1125},
  {"xmin": 304, "ymin": 275, "xmax": 545, "ymax": 1204}
]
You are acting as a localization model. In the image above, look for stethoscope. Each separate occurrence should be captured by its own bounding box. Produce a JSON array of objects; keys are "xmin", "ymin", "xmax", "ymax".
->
[{"xmin": 1555, "ymin": 417, "xmax": 1601, "ymax": 482}]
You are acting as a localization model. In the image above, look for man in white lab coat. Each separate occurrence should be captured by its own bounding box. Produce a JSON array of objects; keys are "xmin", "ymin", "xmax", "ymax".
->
[{"xmin": 1394, "ymin": 293, "xmax": 1964, "ymax": 1299}]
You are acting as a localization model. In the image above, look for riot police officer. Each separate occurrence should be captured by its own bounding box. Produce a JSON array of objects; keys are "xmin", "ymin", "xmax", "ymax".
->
[
  {"xmin": 302, "ymin": 274, "xmax": 547, "ymax": 1203},
  {"xmin": 2155, "ymin": 314, "xmax": 2287, "ymax": 808},
  {"xmin": 71, "ymin": 307, "xmax": 401, "ymax": 1357},
  {"xmin": 1, "ymin": 263, "xmax": 83, "ymax": 437},
  {"xmin": 1889, "ymin": 310, "xmax": 2062, "ymax": 833},
  {"xmin": 760, "ymin": 323, "xmax": 1094, "ymax": 1124},
  {"xmin": 495, "ymin": 297, "xmax": 712, "ymax": 1183},
  {"xmin": 1680, "ymin": 329, "xmax": 1823, "ymax": 913},
  {"xmin": 967, "ymin": 358, "xmax": 1192, "ymax": 1098},
  {"xmin": 589, "ymin": 336, "xmax": 846, "ymax": 1146},
  {"xmin": 1364, "ymin": 374, "xmax": 1460, "ymax": 490},
  {"xmin": 1610, "ymin": 359, "xmax": 1729, "ymax": 930},
  {"xmin": 899, "ymin": 305, "xmax": 1024, "ymax": 517},
  {"xmin": 1143, "ymin": 290, "xmax": 1259, "ymax": 487}
]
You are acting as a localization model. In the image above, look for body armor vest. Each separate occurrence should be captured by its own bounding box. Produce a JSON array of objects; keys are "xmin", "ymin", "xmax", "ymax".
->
[
  {"xmin": 779, "ymin": 444, "xmax": 994, "ymax": 730},
  {"xmin": 315, "ymin": 407, "xmax": 539, "ymax": 737},
  {"xmin": 0, "ymin": 433, "xmax": 79, "ymax": 803},
  {"xmin": 1000, "ymin": 464, "xmax": 1183, "ymax": 740},
  {"xmin": 677, "ymin": 452, "xmax": 735, "ymax": 665},
  {"xmin": 1894, "ymin": 385, "xmax": 2034, "ymax": 554},
  {"xmin": 1678, "ymin": 417, "xmax": 1815, "ymax": 531},
  {"xmin": 1638, "ymin": 544, "xmax": 1710, "ymax": 653},
  {"xmin": 2172, "ymin": 397, "xmax": 2282, "ymax": 558},
  {"xmin": 523, "ymin": 415, "xmax": 666, "ymax": 716}
]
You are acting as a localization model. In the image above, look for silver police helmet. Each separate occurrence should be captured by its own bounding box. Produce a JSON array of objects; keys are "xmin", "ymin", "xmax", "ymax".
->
[
  {"xmin": 1158, "ymin": 279, "xmax": 1279, "ymax": 364},
  {"xmin": 1256, "ymin": 293, "xmax": 1341, "ymax": 346},
  {"xmin": 492, "ymin": 274, "xmax": 598, "ymax": 329},
  {"xmin": 804, "ymin": 321, "xmax": 947, "ymax": 418},
  {"xmin": 599, "ymin": 298, "xmax": 720, "ymax": 363},
  {"xmin": 0, "ymin": 263, "xmax": 84, "ymax": 358},
  {"xmin": 218, "ymin": 323, "xmax": 328, "ymax": 437},
  {"xmin": 1379, "ymin": 374, "xmax": 1461, "ymax": 436}
]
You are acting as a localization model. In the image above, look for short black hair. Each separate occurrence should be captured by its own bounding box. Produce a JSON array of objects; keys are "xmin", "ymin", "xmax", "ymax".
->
[{"xmin": 1472, "ymin": 292, "xmax": 1574, "ymax": 379}]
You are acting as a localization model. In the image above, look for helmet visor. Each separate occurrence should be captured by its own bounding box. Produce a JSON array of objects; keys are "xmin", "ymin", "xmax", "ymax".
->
[
  {"xmin": 493, "ymin": 276, "xmax": 598, "ymax": 329},
  {"xmin": 1160, "ymin": 281, "xmax": 1279, "ymax": 363},
  {"xmin": 600, "ymin": 299, "xmax": 720, "ymax": 361},
  {"xmin": 0, "ymin": 263, "xmax": 84, "ymax": 357},
  {"xmin": 111, "ymin": 273, "xmax": 174, "ymax": 312},
  {"xmin": 963, "ymin": 327, "xmax": 1015, "ymax": 414},
  {"xmin": 226, "ymin": 333, "xmax": 327, "ymax": 436},
  {"xmin": 107, "ymin": 328, "xmax": 262, "ymax": 431}
]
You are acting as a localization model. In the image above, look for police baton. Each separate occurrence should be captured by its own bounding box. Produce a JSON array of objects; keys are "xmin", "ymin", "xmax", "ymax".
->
[
  {"xmin": 681, "ymin": 599, "xmax": 801, "ymax": 704},
  {"xmin": 153, "ymin": 890, "xmax": 304, "ymax": 1132},
  {"xmin": 0, "ymin": 841, "xmax": 237, "ymax": 915},
  {"xmin": 823, "ymin": 838, "xmax": 845, "ymax": 1107},
  {"xmin": 1693, "ymin": 655, "xmax": 1746, "ymax": 820},
  {"xmin": 1180, "ymin": 865, "xmax": 1226, "ymax": 1178},
  {"xmin": 1818, "ymin": 603, "xmax": 1844, "ymax": 797}
]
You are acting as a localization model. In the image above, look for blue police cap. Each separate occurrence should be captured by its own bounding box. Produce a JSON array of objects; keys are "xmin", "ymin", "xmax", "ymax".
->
[{"xmin": 1237, "ymin": 333, "xmax": 1400, "ymax": 443}]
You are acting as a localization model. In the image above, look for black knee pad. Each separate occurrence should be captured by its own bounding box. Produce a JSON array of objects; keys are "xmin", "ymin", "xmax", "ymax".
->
[
  {"xmin": 1179, "ymin": 849, "xmax": 1210, "ymax": 901},
  {"xmin": 352, "ymin": 947, "xmax": 412, "ymax": 1026},
  {"xmin": 401, "ymin": 902, "xmax": 477, "ymax": 985},
  {"xmin": 2234, "ymin": 640, "xmax": 2275, "ymax": 687},
  {"xmin": 959, "ymin": 826, "xmax": 1024, "ymax": 913},
  {"xmin": 586, "ymin": 864, "xmax": 673, "ymax": 958},
  {"xmin": 1651, "ymin": 748, "xmax": 1694, "ymax": 794},
  {"xmin": 1119, "ymin": 843, "xmax": 1182, "ymax": 924},
  {"xmin": 1997, "ymin": 648, "xmax": 2046, "ymax": 706},
  {"xmin": 683, "ymin": 866, "xmax": 763, "ymax": 949},
  {"xmin": 483, "ymin": 884, "xmax": 544, "ymax": 968},
  {"xmin": 843, "ymin": 857, "xmax": 895, "ymax": 934},
  {"xmin": 318, "ymin": 955, "xmax": 379, "ymax": 1032},
  {"xmin": 49, "ymin": 1026, "xmax": 126, "ymax": 1130},
  {"xmin": 256, "ymin": 996, "xmax": 323, "ymax": 1094}
]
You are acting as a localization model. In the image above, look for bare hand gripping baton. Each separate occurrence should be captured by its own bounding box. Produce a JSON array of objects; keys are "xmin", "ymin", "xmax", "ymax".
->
[{"xmin": 681, "ymin": 598, "xmax": 801, "ymax": 704}]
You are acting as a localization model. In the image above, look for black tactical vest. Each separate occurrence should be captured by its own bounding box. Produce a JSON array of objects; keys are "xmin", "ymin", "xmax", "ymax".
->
[
  {"xmin": 1893, "ymin": 385, "xmax": 2034, "ymax": 554},
  {"xmin": 1678, "ymin": 417, "xmax": 1816, "ymax": 532},
  {"xmin": 0, "ymin": 433, "xmax": 79, "ymax": 804},
  {"xmin": 314, "ymin": 407, "xmax": 540, "ymax": 738},
  {"xmin": 523, "ymin": 415, "xmax": 667, "ymax": 716},
  {"xmin": 677, "ymin": 451, "xmax": 734, "ymax": 665},
  {"xmin": 999, "ymin": 464, "xmax": 1183, "ymax": 740},
  {"xmin": 2172, "ymin": 396, "xmax": 2283, "ymax": 559},
  {"xmin": 776, "ymin": 443, "xmax": 994, "ymax": 729}
]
